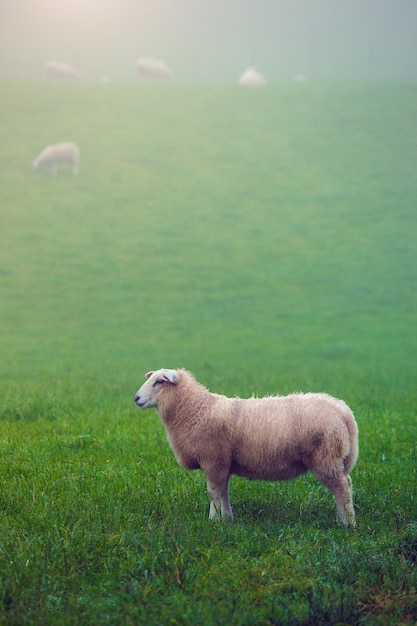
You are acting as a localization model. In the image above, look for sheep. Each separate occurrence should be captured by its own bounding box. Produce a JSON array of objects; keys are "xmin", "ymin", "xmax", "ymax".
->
[
  {"xmin": 32, "ymin": 142, "xmax": 80, "ymax": 176},
  {"xmin": 44, "ymin": 61, "xmax": 80, "ymax": 81},
  {"xmin": 238, "ymin": 66, "xmax": 267, "ymax": 87},
  {"xmin": 134, "ymin": 368, "xmax": 358, "ymax": 527},
  {"xmin": 292, "ymin": 74, "xmax": 308, "ymax": 83},
  {"xmin": 136, "ymin": 57, "xmax": 173, "ymax": 81}
]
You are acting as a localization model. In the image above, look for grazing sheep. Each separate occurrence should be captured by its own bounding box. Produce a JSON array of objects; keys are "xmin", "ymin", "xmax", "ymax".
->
[
  {"xmin": 238, "ymin": 66, "xmax": 267, "ymax": 87},
  {"xmin": 136, "ymin": 57, "xmax": 173, "ymax": 81},
  {"xmin": 292, "ymin": 74, "xmax": 308, "ymax": 83},
  {"xmin": 134, "ymin": 369, "xmax": 358, "ymax": 527},
  {"xmin": 44, "ymin": 61, "xmax": 80, "ymax": 81},
  {"xmin": 32, "ymin": 142, "xmax": 80, "ymax": 176}
]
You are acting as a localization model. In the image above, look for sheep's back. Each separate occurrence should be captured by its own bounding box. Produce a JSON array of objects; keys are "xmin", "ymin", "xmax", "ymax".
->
[{"xmin": 230, "ymin": 393, "xmax": 356, "ymax": 479}]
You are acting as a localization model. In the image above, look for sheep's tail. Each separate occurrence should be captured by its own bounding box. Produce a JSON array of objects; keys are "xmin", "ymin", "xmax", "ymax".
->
[{"xmin": 342, "ymin": 407, "xmax": 359, "ymax": 475}]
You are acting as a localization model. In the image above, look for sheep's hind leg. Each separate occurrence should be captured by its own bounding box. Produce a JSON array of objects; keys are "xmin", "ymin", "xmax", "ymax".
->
[
  {"xmin": 314, "ymin": 470, "xmax": 355, "ymax": 528},
  {"xmin": 205, "ymin": 472, "xmax": 233, "ymax": 521}
]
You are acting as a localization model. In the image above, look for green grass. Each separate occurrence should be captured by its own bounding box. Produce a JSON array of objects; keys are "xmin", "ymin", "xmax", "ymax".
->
[{"xmin": 0, "ymin": 82, "xmax": 416, "ymax": 625}]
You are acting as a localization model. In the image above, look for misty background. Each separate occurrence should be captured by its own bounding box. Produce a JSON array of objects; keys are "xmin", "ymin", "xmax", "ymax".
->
[{"xmin": 1, "ymin": 0, "xmax": 417, "ymax": 83}]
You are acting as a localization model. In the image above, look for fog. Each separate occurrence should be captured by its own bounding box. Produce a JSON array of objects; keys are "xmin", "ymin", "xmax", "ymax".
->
[{"xmin": 1, "ymin": 0, "xmax": 416, "ymax": 82}]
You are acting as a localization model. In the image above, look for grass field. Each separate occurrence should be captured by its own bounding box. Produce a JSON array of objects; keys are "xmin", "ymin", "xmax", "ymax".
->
[{"xmin": 0, "ymin": 82, "xmax": 416, "ymax": 625}]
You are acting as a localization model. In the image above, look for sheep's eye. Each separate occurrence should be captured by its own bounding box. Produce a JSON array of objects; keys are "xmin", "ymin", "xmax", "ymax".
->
[{"xmin": 152, "ymin": 379, "xmax": 163, "ymax": 388}]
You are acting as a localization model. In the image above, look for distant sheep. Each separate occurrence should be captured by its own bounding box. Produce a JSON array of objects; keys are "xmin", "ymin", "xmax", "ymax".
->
[
  {"xmin": 136, "ymin": 57, "xmax": 173, "ymax": 81},
  {"xmin": 44, "ymin": 61, "xmax": 80, "ymax": 81},
  {"xmin": 238, "ymin": 66, "xmax": 266, "ymax": 87},
  {"xmin": 292, "ymin": 74, "xmax": 308, "ymax": 83},
  {"xmin": 32, "ymin": 142, "xmax": 80, "ymax": 175},
  {"xmin": 134, "ymin": 369, "xmax": 358, "ymax": 527}
]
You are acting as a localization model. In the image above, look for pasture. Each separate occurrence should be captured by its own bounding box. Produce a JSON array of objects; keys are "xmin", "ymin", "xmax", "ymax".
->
[{"xmin": 0, "ymin": 82, "xmax": 416, "ymax": 624}]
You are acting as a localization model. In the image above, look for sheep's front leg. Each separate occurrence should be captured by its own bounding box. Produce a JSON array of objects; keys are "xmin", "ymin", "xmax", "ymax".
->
[{"xmin": 205, "ymin": 471, "xmax": 233, "ymax": 521}]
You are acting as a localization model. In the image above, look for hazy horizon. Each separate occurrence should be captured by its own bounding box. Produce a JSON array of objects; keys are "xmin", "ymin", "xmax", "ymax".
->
[{"xmin": 1, "ymin": 0, "xmax": 417, "ymax": 82}]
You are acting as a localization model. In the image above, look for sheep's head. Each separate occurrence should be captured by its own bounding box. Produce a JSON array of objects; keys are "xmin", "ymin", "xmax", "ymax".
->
[{"xmin": 134, "ymin": 369, "xmax": 179, "ymax": 409}]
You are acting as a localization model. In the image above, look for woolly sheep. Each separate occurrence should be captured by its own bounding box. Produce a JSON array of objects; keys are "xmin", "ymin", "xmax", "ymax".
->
[
  {"xmin": 136, "ymin": 57, "xmax": 173, "ymax": 81},
  {"xmin": 238, "ymin": 66, "xmax": 267, "ymax": 87},
  {"xmin": 44, "ymin": 61, "xmax": 80, "ymax": 81},
  {"xmin": 32, "ymin": 142, "xmax": 80, "ymax": 176},
  {"xmin": 134, "ymin": 369, "xmax": 358, "ymax": 527},
  {"xmin": 292, "ymin": 74, "xmax": 308, "ymax": 83}
]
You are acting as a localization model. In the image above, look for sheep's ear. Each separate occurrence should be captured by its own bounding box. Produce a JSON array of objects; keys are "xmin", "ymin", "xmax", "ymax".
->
[
  {"xmin": 162, "ymin": 370, "xmax": 179, "ymax": 384},
  {"xmin": 145, "ymin": 371, "xmax": 154, "ymax": 379}
]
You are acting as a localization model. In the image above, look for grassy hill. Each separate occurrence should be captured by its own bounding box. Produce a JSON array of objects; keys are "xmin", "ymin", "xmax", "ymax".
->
[{"xmin": 0, "ymin": 82, "xmax": 416, "ymax": 624}]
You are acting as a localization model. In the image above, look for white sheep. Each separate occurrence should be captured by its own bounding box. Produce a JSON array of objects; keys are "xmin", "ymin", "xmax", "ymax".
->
[
  {"xmin": 32, "ymin": 142, "xmax": 80, "ymax": 176},
  {"xmin": 134, "ymin": 368, "xmax": 358, "ymax": 527},
  {"xmin": 238, "ymin": 66, "xmax": 267, "ymax": 87},
  {"xmin": 292, "ymin": 74, "xmax": 308, "ymax": 83},
  {"xmin": 136, "ymin": 57, "xmax": 173, "ymax": 81},
  {"xmin": 44, "ymin": 61, "xmax": 80, "ymax": 81}
]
